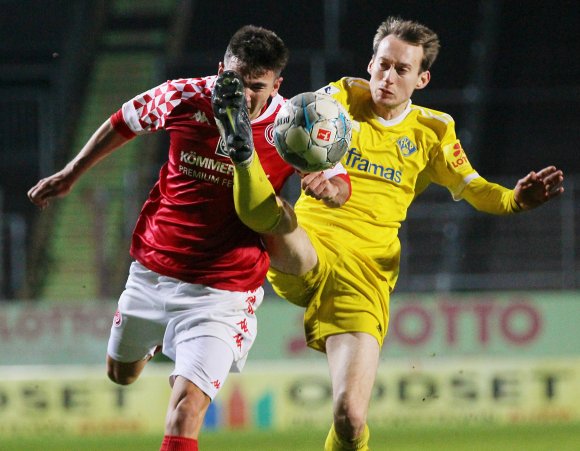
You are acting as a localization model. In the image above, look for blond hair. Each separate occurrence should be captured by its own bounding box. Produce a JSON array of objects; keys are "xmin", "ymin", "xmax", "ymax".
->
[{"xmin": 373, "ymin": 16, "xmax": 440, "ymax": 72}]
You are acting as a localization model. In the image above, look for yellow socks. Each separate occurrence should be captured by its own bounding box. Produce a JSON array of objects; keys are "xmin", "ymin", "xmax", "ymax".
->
[
  {"xmin": 233, "ymin": 154, "xmax": 284, "ymax": 233},
  {"xmin": 324, "ymin": 423, "xmax": 370, "ymax": 451}
]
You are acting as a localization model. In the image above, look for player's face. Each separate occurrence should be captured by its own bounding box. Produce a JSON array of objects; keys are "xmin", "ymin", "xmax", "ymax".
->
[
  {"xmin": 241, "ymin": 70, "xmax": 282, "ymax": 120},
  {"xmin": 219, "ymin": 61, "xmax": 282, "ymax": 120},
  {"xmin": 367, "ymin": 35, "xmax": 430, "ymax": 119}
]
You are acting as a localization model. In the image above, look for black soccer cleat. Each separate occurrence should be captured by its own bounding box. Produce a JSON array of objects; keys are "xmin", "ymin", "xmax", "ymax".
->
[{"xmin": 212, "ymin": 70, "xmax": 254, "ymax": 165}]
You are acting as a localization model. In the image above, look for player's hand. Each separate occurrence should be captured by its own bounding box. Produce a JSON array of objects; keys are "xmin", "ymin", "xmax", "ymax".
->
[
  {"xmin": 513, "ymin": 166, "xmax": 564, "ymax": 210},
  {"xmin": 300, "ymin": 171, "xmax": 339, "ymax": 204},
  {"xmin": 27, "ymin": 170, "xmax": 75, "ymax": 209}
]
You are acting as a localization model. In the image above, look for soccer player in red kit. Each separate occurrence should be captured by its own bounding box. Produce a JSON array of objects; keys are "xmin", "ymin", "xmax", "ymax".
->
[{"xmin": 27, "ymin": 25, "xmax": 350, "ymax": 451}]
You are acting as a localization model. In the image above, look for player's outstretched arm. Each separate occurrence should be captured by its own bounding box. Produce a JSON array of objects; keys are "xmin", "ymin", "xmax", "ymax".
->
[
  {"xmin": 513, "ymin": 166, "xmax": 564, "ymax": 211},
  {"xmin": 27, "ymin": 119, "xmax": 131, "ymax": 209}
]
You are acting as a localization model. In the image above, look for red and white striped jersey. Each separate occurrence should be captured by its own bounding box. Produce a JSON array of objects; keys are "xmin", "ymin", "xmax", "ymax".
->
[{"xmin": 110, "ymin": 75, "xmax": 295, "ymax": 291}]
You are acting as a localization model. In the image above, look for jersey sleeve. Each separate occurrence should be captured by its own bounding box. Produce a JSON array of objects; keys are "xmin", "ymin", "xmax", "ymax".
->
[
  {"xmin": 420, "ymin": 123, "xmax": 519, "ymax": 215},
  {"xmin": 460, "ymin": 176, "xmax": 521, "ymax": 215},
  {"xmin": 316, "ymin": 78, "xmax": 352, "ymax": 111},
  {"xmin": 421, "ymin": 120, "xmax": 480, "ymax": 200},
  {"xmin": 110, "ymin": 79, "xmax": 202, "ymax": 136}
]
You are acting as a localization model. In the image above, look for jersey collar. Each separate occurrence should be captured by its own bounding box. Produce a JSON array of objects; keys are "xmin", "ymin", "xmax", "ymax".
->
[{"xmin": 373, "ymin": 100, "xmax": 412, "ymax": 127}]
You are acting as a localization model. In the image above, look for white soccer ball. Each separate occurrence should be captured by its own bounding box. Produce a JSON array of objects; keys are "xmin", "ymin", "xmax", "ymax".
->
[{"xmin": 273, "ymin": 92, "xmax": 352, "ymax": 172}]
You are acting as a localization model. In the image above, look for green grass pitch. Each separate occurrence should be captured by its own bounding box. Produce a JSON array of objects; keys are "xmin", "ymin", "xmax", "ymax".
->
[{"xmin": 1, "ymin": 422, "xmax": 578, "ymax": 450}]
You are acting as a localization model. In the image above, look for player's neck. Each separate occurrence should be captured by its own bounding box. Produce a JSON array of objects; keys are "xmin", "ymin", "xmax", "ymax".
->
[{"xmin": 372, "ymin": 100, "xmax": 411, "ymax": 123}]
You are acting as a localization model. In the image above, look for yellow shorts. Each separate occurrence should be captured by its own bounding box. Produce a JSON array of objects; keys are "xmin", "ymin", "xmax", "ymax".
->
[{"xmin": 267, "ymin": 230, "xmax": 400, "ymax": 353}]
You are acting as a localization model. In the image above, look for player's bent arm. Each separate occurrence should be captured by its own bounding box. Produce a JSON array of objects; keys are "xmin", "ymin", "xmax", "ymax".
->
[
  {"xmin": 301, "ymin": 170, "xmax": 352, "ymax": 208},
  {"xmin": 27, "ymin": 119, "xmax": 132, "ymax": 208},
  {"xmin": 322, "ymin": 174, "xmax": 351, "ymax": 208},
  {"xmin": 460, "ymin": 176, "xmax": 521, "ymax": 215},
  {"xmin": 64, "ymin": 119, "xmax": 132, "ymax": 182}
]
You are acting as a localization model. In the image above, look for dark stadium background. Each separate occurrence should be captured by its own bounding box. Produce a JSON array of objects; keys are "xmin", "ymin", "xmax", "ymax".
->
[{"xmin": 1, "ymin": 0, "xmax": 578, "ymax": 300}]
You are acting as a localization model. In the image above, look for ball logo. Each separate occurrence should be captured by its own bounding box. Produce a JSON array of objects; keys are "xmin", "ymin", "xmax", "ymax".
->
[
  {"xmin": 274, "ymin": 91, "xmax": 352, "ymax": 172},
  {"xmin": 317, "ymin": 128, "xmax": 332, "ymax": 142},
  {"xmin": 265, "ymin": 123, "xmax": 275, "ymax": 146}
]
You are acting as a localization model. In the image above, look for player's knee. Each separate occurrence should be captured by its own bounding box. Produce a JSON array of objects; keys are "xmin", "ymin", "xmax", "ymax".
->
[
  {"xmin": 270, "ymin": 199, "xmax": 298, "ymax": 235},
  {"xmin": 106, "ymin": 358, "xmax": 142, "ymax": 386},
  {"xmin": 333, "ymin": 399, "xmax": 367, "ymax": 439},
  {"xmin": 107, "ymin": 367, "xmax": 138, "ymax": 385}
]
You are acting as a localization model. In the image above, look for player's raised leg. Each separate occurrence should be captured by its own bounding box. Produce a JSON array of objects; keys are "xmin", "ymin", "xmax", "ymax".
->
[
  {"xmin": 212, "ymin": 70, "xmax": 293, "ymax": 234},
  {"xmin": 212, "ymin": 70, "xmax": 318, "ymax": 275}
]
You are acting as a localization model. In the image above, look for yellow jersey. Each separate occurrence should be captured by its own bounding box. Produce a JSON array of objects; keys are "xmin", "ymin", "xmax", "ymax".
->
[
  {"xmin": 295, "ymin": 78, "xmax": 479, "ymax": 277},
  {"xmin": 269, "ymin": 77, "xmax": 520, "ymax": 351}
]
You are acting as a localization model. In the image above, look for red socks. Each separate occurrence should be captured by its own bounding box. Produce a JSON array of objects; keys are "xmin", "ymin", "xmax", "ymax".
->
[{"xmin": 160, "ymin": 435, "xmax": 199, "ymax": 451}]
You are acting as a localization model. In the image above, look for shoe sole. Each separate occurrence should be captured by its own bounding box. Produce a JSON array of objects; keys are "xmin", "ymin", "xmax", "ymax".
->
[
  {"xmin": 213, "ymin": 71, "xmax": 245, "ymax": 135},
  {"xmin": 212, "ymin": 70, "xmax": 254, "ymax": 163}
]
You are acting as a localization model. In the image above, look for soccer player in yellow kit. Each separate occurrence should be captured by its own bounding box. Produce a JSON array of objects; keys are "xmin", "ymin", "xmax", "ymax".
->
[{"xmin": 213, "ymin": 16, "xmax": 565, "ymax": 451}]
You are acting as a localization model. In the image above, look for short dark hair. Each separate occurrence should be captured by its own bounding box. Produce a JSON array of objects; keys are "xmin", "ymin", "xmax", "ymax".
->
[
  {"xmin": 373, "ymin": 16, "xmax": 440, "ymax": 72},
  {"xmin": 224, "ymin": 25, "xmax": 289, "ymax": 77}
]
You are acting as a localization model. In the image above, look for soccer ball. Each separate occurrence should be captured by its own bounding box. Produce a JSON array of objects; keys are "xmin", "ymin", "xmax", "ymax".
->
[{"xmin": 273, "ymin": 92, "xmax": 352, "ymax": 172}]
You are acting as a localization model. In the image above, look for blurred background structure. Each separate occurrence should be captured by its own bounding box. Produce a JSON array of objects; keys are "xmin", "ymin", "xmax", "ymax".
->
[{"xmin": 1, "ymin": 0, "xmax": 578, "ymax": 301}]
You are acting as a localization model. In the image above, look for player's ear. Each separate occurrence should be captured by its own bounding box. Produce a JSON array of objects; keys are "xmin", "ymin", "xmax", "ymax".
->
[
  {"xmin": 367, "ymin": 56, "xmax": 375, "ymax": 76},
  {"xmin": 415, "ymin": 70, "xmax": 431, "ymax": 90},
  {"xmin": 271, "ymin": 77, "xmax": 283, "ymax": 97},
  {"xmin": 217, "ymin": 62, "xmax": 225, "ymax": 75}
]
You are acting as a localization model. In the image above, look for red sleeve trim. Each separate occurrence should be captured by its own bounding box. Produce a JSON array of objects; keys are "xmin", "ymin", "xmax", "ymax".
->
[
  {"xmin": 110, "ymin": 109, "xmax": 136, "ymax": 139},
  {"xmin": 335, "ymin": 172, "xmax": 352, "ymax": 202}
]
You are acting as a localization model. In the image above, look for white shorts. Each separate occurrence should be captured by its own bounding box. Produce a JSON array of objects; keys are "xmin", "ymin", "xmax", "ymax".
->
[{"xmin": 107, "ymin": 261, "xmax": 263, "ymax": 399}]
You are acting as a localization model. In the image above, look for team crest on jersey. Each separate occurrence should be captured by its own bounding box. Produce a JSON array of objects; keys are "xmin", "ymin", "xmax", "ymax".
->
[
  {"xmin": 265, "ymin": 123, "xmax": 275, "ymax": 146},
  {"xmin": 215, "ymin": 137, "xmax": 229, "ymax": 157},
  {"xmin": 396, "ymin": 136, "xmax": 417, "ymax": 157}
]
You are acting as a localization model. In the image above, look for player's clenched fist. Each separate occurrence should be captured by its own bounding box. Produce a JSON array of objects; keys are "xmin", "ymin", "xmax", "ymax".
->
[{"xmin": 27, "ymin": 170, "xmax": 74, "ymax": 209}]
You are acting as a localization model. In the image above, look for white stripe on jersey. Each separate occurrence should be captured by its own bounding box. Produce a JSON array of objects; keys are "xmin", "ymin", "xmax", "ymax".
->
[
  {"xmin": 411, "ymin": 105, "xmax": 454, "ymax": 125},
  {"xmin": 450, "ymin": 171, "xmax": 481, "ymax": 201},
  {"xmin": 253, "ymin": 93, "xmax": 285, "ymax": 123}
]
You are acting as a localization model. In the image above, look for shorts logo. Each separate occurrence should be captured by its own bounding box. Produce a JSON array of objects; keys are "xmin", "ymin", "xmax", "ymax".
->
[
  {"xmin": 396, "ymin": 136, "xmax": 417, "ymax": 157},
  {"xmin": 246, "ymin": 295, "xmax": 257, "ymax": 315},
  {"xmin": 233, "ymin": 333, "xmax": 244, "ymax": 350},
  {"xmin": 265, "ymin": 123, "xmax": 275, "ymax": 146},
  {"xmin": 113, "ymin": 309, "xmax": 122, "ymax": 327}
]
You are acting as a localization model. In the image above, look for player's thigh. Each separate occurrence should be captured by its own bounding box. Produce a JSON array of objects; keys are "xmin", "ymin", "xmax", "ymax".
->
[
  {"xmin": 171, "ymin": 335, "xmax": 236, "ymax": 401},
  {"xmin": 263, "ymin": 225, "xmax": 317, "ymax": 275},
  {"xmin": 325, "ymin": 332, "xmax": 380, "ymax": 407},
  {"xmin": 107, "ymin": 263, "xmax": 167, "ymax": 363}
]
